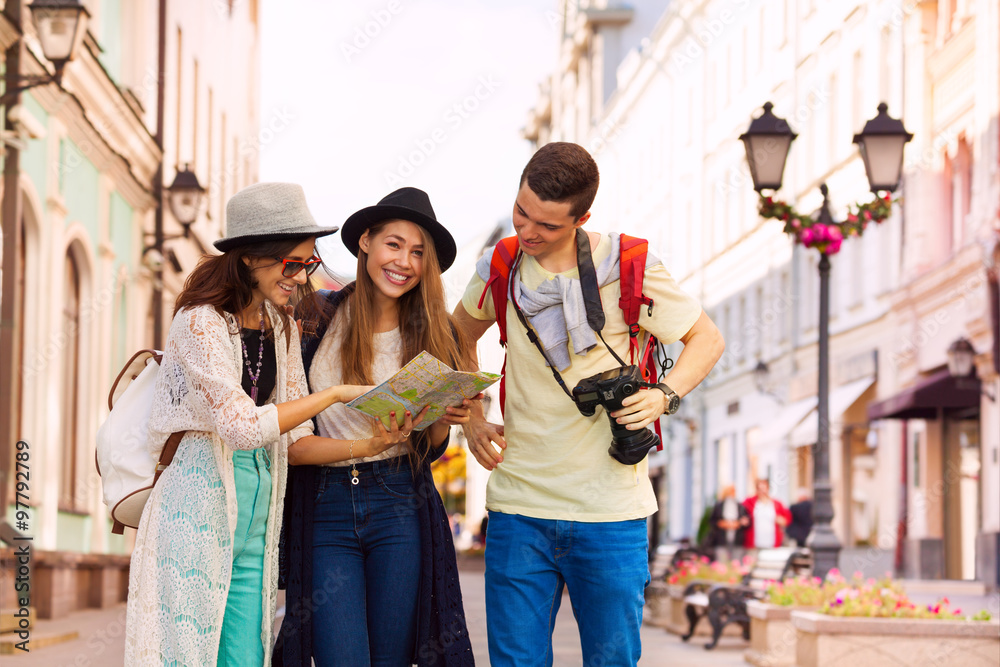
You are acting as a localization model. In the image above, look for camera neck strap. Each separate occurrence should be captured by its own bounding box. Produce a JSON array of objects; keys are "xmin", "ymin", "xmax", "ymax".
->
[{"xmin": 508, "ymin": 229, "xmax": 628, "ymax": 401}]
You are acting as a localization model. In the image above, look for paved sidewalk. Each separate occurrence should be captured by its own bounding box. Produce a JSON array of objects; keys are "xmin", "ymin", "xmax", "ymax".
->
[
  {"xmin": 5, "ymin": 565, "xmax": 997, "ymax": 666},
  {"xmin": 1, "ymin": 570, "xmax": 748, "ymax": 666}
]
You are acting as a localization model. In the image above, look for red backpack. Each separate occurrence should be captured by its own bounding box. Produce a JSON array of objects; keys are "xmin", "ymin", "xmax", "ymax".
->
[{"xmin": 478, "ymin": 234, "xmax": 664, "ymax": 438}]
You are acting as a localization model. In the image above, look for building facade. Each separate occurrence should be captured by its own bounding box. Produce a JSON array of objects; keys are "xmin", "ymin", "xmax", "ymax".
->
[
  {"xmin": 525, "ymin": 0, "xmax": 999, "ymax": 583},
  {"xmin": 0, "ymin": 0, "xmax": 261, "ymax": 618}
]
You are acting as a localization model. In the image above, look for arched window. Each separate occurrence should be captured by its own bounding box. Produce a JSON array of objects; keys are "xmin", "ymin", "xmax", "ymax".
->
[{"xmin": 59, "ymin": 251, "xmax": 81, "ymax": 510}]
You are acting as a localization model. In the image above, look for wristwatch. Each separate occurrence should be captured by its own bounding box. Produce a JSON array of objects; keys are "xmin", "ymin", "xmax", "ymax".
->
[{"xmin": 656, "ymin": 383, "xmax": 681, "ymax": 415}]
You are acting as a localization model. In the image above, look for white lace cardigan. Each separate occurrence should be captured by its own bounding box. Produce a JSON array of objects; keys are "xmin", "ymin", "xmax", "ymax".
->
[{"xmin": 124, "ymin": 302, "xmax": 313, "ymax": 666}]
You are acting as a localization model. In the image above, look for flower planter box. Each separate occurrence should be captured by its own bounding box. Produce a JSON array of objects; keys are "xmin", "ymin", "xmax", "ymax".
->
[
  {"xmin": 790, "ymin": 610, "xmax": 1000, "ymax": 667},
  {"xmin": 743, "ymin": 601, "xmax": 815, "ymax": 667}
]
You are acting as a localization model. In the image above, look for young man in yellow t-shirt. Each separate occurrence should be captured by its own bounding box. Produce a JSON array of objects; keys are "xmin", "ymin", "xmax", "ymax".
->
[{"xmin": 454, "ymin": 142, "xmax": 724, "ymax": 665}]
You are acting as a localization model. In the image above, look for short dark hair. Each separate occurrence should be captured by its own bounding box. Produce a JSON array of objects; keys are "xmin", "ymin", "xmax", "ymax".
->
[{"xmin": 519, "ymin": 142, "xmax": 599, "ymax": 219}]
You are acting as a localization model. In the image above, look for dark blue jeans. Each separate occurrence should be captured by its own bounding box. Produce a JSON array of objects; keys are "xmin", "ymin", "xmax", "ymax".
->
[
  {"xmin": 311, "ymin": 457, "xmax": 421, "ymax": 666},
  {"xmin": 484, "ymin": 512, "xmax": 650, "ymax": 667}
]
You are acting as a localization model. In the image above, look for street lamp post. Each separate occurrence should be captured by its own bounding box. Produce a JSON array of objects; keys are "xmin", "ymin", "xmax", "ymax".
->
[
  {"xmin": 741, "ymin": 102, "xmax": 912, "ymax": 579},
  {"xmin": 1, "ymin": 0, "xmax": 89, "ymax": 538},
  {"xmin": 147, "ymin": 162, "xmax": 206, "ymax": 347}
]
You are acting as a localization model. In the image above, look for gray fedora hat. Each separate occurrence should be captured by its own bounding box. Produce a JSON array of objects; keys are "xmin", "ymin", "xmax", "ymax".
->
[{"xmin": 215, "ymin": 182, "xmax": 338, "ymax": 252}]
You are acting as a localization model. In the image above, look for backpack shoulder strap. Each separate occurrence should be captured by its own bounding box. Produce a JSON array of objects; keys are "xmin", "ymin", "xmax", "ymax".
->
[
  {"xmin": 477, "ymin": 236, "xmax": 520, "ymax": 346},
  {"xmin": 618, "ymin": 234, "xmax": 657, "ymax": 373},
  {"xmin": 476, "ymin": 236, "xmax": 519, "ymax": 416},
  {"xmin": 618, "ymin": 234, "xmax": 653, "ymax": 331}
]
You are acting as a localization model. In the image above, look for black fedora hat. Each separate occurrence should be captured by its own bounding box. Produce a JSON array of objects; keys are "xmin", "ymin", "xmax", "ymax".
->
[{"xmin": 341, "ymin": 187, "xmax": 457, "ymax": 270}]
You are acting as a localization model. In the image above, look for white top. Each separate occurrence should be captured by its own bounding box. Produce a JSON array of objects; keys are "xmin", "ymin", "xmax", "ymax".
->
[
  {"xmin": 125, "ymin": 303, "xmax": 314, "ymax": 666},
  {"xmin": 753, "ymin": 497, "xmax": 778, "ymax": 548},
  {"xmin": 722, "ymin": 497, "xmax": 739, "ymax": 545},
  {"xmin": 309, "ymin": 308, "xmax": 405, "ymax": 465}
]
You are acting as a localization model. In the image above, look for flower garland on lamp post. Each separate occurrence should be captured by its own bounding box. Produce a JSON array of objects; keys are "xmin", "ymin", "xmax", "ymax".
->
[
  {"xmin": 758, "ymin": 191, "xmax": 900, "ymax": 255},
  {"xmin": 740, "ymin": 102, "xmax": 912, "ymax": 580}
]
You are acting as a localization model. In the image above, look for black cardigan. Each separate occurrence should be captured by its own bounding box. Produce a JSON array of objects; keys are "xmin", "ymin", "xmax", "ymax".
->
[{"xmin": 273, "ymin": 285, "xmax": 475, "ymax": 666}]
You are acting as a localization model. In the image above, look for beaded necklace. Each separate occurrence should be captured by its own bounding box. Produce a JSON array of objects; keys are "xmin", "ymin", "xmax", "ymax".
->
[{"xmin": 241, "ymin": 305, "xmax": 266, "ymax": 402}]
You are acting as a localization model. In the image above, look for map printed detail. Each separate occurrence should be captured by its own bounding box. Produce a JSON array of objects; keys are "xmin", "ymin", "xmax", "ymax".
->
[{"xmin": 347, "ymin": 351, "xmax": 501, "ymax": 431}]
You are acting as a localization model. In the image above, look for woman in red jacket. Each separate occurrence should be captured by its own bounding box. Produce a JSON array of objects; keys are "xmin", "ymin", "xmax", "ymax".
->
[{"xmin": 743, "ymin": 479, "xmax": 792, "ymax": 548}]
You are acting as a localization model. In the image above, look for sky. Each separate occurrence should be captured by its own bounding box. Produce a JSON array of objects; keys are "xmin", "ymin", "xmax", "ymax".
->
[{"xmin": 259, "ymin": 0, "xmax": 559, "ymax": 275}]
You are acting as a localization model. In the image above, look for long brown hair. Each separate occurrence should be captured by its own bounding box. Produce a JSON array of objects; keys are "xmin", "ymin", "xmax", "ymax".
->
[
  {"xmin": 173, "ymin": 237, "xmax": 319, "ymax": 347},
  {"xmin": 337, "ymin": 222, "xmax": 470, "ymax": 462}
]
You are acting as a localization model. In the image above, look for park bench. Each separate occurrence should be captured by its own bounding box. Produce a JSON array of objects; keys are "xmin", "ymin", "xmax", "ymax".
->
[{"xmin": 680, "ymin": 547, "xmax": 812, "ymax": 650}]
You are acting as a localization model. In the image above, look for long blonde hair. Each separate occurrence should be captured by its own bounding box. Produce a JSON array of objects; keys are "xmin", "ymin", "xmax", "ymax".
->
[{"xmin": 339, "ymin": 222, "xmax": 470, "ymax": 461}]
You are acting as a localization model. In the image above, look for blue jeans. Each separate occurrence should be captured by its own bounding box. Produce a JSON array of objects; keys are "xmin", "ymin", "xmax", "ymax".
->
[
  {"xmin": 311, "ymin": 457, "xmax": 421, "ymax": 666},
  {"xmin": 484, "ymin": 512, "xmax": 649, "ymax": 667}
]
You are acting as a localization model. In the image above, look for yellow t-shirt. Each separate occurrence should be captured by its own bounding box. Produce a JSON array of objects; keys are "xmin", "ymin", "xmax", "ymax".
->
[{"xmin": 461, "ymin": 234, "xmax": 703, "ymax": 522}]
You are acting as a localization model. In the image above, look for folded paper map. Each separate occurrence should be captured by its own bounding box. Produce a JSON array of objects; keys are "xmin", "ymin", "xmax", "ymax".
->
[{"xmin": 347, "ymin": 350, "xmax": 501, "ymax": 431}]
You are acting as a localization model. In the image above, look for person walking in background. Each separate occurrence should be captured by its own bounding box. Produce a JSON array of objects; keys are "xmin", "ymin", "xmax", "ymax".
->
[
  {"xmin": 743, "ymin": 478, "xmax": 792, "ymax": 549},
  {"xmin": 453, "ymin": 142, "xmax": 725, "ymax": 666},
  {"xmin": 275, "ymin": 187, "xmax": 475, "ymax": 666},
  {"xmin": 125, "ymin": 183, "xmax": 371, "ymax": 666},
  {"xmin": 707, "ymin": 485, "xmax": 749, "ymax": 561},
  {"xmin": 787, "ymin": 492, "xmax": 814, "ymax": 547}
]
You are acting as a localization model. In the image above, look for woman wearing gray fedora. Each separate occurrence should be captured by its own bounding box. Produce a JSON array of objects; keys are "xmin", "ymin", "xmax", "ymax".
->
[
  {"xmin": 275, "ymin": 187, "xmax": 476, "ymax": 666},
  {"xmin": 124, "ymin": 183, "xmax": 406, "ymax": 666}
]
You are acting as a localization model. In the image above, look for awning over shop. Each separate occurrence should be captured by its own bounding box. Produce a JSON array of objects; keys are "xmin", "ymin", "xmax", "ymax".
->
[
  {"xmin": 867, "ymin": 369, "xmax": 981, "ymax": 421},
  {"xmin": 790, "ymin": 376, "xmax": 875, "ymax": 447},
  {"xmin": 756, "ymin": 396, "xmax": 817, "ymax": 451}
]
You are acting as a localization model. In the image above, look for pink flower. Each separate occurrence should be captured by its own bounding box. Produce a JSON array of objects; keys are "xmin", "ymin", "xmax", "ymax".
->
[
  {"xmin": 825, "ymin": 239, "xmax": 843, "ymax": 254},
  {"xmin": 791, "ymin": 219, "xmax": 801, "ymax": 230},
  {"xmin": 800, "ymin": 228, "xmax": 815, "ymax": 246},
  {"xmin": 829, "ymin": 226, "xmax": 843, "ymax": 241}
]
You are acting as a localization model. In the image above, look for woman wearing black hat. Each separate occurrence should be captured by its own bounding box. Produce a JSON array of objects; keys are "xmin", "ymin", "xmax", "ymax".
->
[
  {"xmin": 276, "ymin": 188, "xmax": 476, "ymax": 666},
  {"xmin": 125, "ymin": 183, "xmax": 387, "ymax": 667}
]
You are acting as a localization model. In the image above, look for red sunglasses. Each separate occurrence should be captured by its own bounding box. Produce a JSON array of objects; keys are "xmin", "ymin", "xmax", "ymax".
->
[{"xmin": 274, "ymin": 255, "xmax": 322, "ymax": 278}]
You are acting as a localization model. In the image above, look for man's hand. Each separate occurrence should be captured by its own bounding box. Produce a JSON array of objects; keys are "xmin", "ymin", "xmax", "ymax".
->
[
  {"xmin": 436, "ymin": 393, "xmax": 483, "ymax": 427},
  {"xmin": 610, "ymin": 387, "xmax": 666, "ymax": 430},
  {"xmin": 463, "ymin": 402, "xmax": 506, "ymax": 470}
]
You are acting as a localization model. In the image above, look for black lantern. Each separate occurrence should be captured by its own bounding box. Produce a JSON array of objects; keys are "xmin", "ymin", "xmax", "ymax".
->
[
  {"xmin": 946, "ymin": 337, "xmax": 976, "ymax": 378},
  {"xmin": 853, "ymin": 103, "xmax": 914, "ymax": 193},
  {"xmin": 166, "ymin": 164, "xmax": 206, "ymax": 230},
  {"xmin": 28, "ymin": 0, "xmax": 90, "ymax": 80},
  {"xmin": 753, "ymin": 360, "xmax": 770, "ymax": 393},
  {"xmin": 739, "ymin": 102, "xmax": 798, "ymax": 192}
]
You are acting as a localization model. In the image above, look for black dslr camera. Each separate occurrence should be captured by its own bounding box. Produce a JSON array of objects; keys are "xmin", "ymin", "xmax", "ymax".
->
[{"xmin": 572, "ymin": 365, "xmax": 661, "ymax": 465}]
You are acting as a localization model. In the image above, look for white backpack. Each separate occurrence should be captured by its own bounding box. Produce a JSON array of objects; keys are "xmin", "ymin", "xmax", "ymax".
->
[{"xmin": 96, "ymin": 349, "xmax": 185, "ymax": 534}]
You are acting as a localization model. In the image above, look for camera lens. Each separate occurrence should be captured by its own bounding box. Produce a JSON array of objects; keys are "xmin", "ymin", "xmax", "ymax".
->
[{"xmin": 608, "ymin": 424, "xmax": 660, "ymax": 465}]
